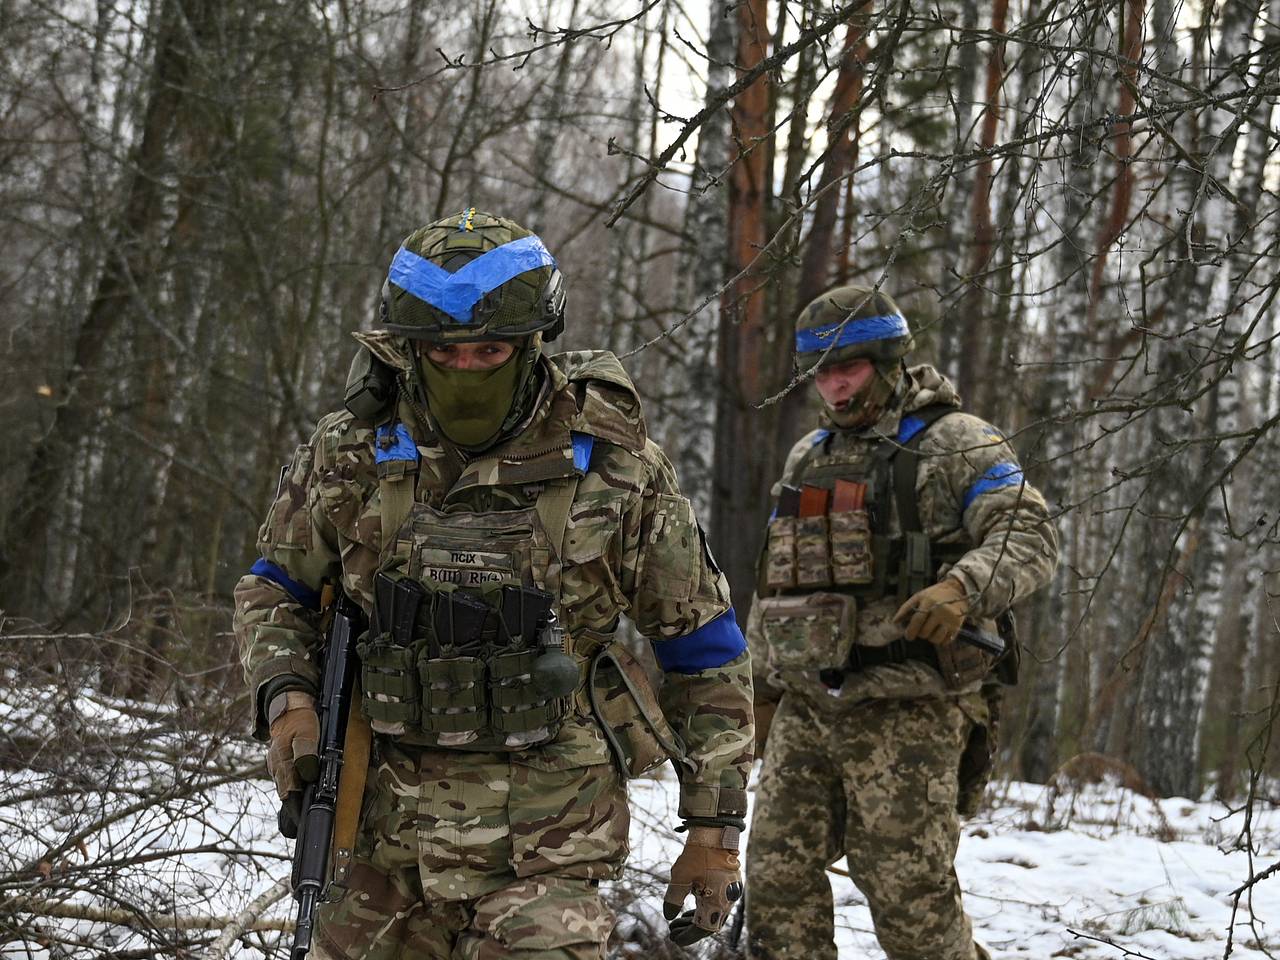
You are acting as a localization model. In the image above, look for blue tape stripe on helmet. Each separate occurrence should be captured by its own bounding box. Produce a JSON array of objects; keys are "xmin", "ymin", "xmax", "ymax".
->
[
  {"xmin": 375, "ymin": 423, "xmax": 419, "ymax": 464},
  {"xmin": 652, "ymin": 608, "xmax": 747, "ymax": 674},
  {"xmin": 250, "ymin": 558, "xmax": 321, "ymax": 611},
  {"xmin": 387, "ymin": 235, "xmax": 558, "ymax": 323},
  {"xmin": 962, "ymin": 463, "xmax": 1024, "ymax": 511},
  {"xmin": 795, "ymin": 313, "xmax": 909, "ymax": 353},
  {"xmin": 571, "ymin": 432, "xmax": 594, "ymax": 474}
]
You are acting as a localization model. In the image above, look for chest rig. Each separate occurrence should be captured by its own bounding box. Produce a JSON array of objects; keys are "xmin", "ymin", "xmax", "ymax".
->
[
  {"xmin": 763, "ymin": 404, "xmax": 966, "ymax": 602},
  {"xmin": 356, "ymin": 420, "xmax": 589, "ymax": 751},
  {"xmin": 758, "ymin": 405, "xmax": 1000, "ymax": 693}
]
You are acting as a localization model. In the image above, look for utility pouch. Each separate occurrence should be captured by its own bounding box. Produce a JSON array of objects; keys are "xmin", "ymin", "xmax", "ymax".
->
[
  {"xmin": 934, "ymin": 632, "xmax": 995, "ymax": 691},
  {"xmin": 488, "ymin": 649, "xmax": 564, "ymax": 747},
  {"xmin": 758, "ymin": 592, "xmax": 856, "ymax": 675},
  {"xmin": 418, "ymin": 656, "xmax": 487, "ymax": 743},
  {"xmin": 795, "ymin": 516, "xmax": 833, "ymax": 588},
  {"xmin": 588, "ymin": 643, "xmax": 685, "ymax": 779},
  {"xmin": 358, "ymin": 635, "xmax": 422, "ymax": 736},
  {"xmin": 765, "ymin": 516, "xmax": 798, "ymax": 590},
  {"xmin": 829, "ymin": 509, "xmax": 873, "ymax": 584}
]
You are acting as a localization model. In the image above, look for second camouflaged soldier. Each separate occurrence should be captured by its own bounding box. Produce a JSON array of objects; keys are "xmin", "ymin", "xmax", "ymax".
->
[
  {"xmin": 745, "ymin": 285, "xmax": 1057, "ymax": 960},
  {"xmin": 233, "ymin": 210, "xmax": 753, "ymax": 959}
]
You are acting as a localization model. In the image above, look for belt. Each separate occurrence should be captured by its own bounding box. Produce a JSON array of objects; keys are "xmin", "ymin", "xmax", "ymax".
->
[{"xmin": 818, "ymin": 638, "xmax": 938, "ymax": 689}]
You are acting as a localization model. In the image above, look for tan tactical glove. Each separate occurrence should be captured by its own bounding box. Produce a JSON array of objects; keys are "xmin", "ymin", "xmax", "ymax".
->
[
  {"xmin": 753, "ymin": 698, "xmax": 778, "ymax": 759},
  {"xmin": 663, "ymin": 825, "xmax": 743, "ymax": 945},
  {"xmin": 894, "ymin": 577, "xmax": 970, "ymax": 646},
  {"xmin": 266, "ymin": 691, "xmax": 320, "ymax": 799}
]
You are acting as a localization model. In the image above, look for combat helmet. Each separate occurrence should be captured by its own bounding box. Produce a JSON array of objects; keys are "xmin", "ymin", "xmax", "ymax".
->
[
  {"xmin": 793, "ymin": 284, "xmax": 912, "ymax": 371},
  {"xmin": 379, "ymin": 207, "xmax": 565, "ymax": 342}
]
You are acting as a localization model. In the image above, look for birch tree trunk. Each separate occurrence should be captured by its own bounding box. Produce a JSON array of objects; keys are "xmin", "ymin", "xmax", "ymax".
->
[{"xmin": 673, "ymin": 1, "xmax": 736, "ymax": 520}]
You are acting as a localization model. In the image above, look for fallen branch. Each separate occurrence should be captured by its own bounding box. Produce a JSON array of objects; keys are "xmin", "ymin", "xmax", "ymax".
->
[
  {"xmin": 204, "ymin": 876, "xmax": 293, "ymax": 957},
  {"xmin": 5, "ymin": 894, "xmax": 291, "ymax": 933}
]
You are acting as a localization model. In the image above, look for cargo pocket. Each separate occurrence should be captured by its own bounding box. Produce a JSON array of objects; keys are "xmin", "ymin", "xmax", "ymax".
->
[
  {"xmin": 508, "ymin": 757, "xmax": 628, "ymax": 881},
  {"xmin": 758, "ymin": 592, "xmax": 856, "ymax": 676},
  {"xmin": 927, "ymin": 773, "xmax": 958, "ymax": 808},
  {"xmin": 562, "ymin": 508, "xmax": 626, "ymax": 627},
  {"xmin": 472, "ymin": 877, "xmax": 615, "ymax": 952},
  {"xmin": 643, "ymin": 494, "xmax": 697, "ymax": 600},
  {"xmin": 261, "ymin": 444, "xmax": 315, "ymax": 550},
  {"xmin": 588, "ymin": 643, "xmax": 684, "ymax": 779}
]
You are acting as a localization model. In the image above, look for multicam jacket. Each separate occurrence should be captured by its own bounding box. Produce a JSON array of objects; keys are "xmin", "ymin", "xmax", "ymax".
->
[
  {"xmin": 233, "ymin": 339, "xmax": 753, "ymax": 823},
  {"xmin": 747, "ymin": 363, "xmax": 1058, "ymax": 708}
]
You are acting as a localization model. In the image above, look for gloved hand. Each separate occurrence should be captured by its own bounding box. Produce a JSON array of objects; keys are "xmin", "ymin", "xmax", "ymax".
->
[
  {"xmin": 753, "ymin": 698, "xmax": 778, "ymax": 759},
  {"xmin": 893, "ymin": 577, "xmax": 970, "ymax": 646},
  {"xmin": 663, "ymin": 825, "xmax": 743, "ymax": 945},
  {"xmin": 266, "ymin": 690, "xmax": 320, "ymax": 799}
]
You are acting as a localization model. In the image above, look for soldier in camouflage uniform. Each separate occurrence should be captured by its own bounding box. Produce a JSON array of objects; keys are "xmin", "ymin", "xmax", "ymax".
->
[
  {"xmin": 744, "ymin": 285, "xmax": 1058, "ymax": 960},
  {"xmin": 233, "ymin": 210, "xmax": 753, "ymax": 959}
]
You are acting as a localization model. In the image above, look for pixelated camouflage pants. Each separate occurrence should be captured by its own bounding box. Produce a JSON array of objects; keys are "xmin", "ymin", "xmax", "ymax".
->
[
  {"xmin": 746, "ymin": 693, "xmax": 991, "ymax": 960},
  {"xmin": 312, "ymin": 737, "xmax": 626, "ymax": 959}
]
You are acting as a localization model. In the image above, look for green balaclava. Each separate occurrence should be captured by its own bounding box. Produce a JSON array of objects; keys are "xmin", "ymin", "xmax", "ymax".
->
[
  {"xmin": 793, "ymin": 284, "xmax": 913, "ymax": 429},
  {"xmin": 417, "ymin": 335, "xmax": 543, "ymax": 451},
  {"xmin": 378, "ymin": 208, "xmax": 567, "ymax": 451}
]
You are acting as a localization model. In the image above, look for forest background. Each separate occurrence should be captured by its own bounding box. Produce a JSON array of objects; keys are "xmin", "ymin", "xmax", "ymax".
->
[{"xmin": 1, "ymin": 0, "xmax": 1278, "ymax": 955}]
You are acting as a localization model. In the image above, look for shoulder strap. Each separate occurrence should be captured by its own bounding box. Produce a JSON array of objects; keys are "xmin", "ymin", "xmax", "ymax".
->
[
  {"xmin": 892, "ymin": 404, "xmax": 958, "ymax": 533},
  {"xmin": 535, "ymin": 476, "xmax": 581, "ymax": 565},
  {"xmin": 374, "ymin": 418, "xmax": 420, "ymax": 560},
  {"xmin": 535, "ymin": 432, "xmax": 593, "ymax": 569}
]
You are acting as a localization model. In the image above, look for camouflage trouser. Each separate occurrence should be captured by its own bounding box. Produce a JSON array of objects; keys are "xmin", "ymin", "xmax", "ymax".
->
[
  {"xmin": 313, "ymin": 736, "xmax": 626, "ymax": 960},
  {"xmin": 746, "ymin": 693, "xmax": 991, "ymax": 960}
]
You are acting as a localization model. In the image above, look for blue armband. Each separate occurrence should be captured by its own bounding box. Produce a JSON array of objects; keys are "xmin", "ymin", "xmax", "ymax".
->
[
  {"xmin": 250, "ymin": 558, "xmax": 321, "ymax": 611},
  {"xmin": 962, "ymin": 463, "xmax": 1025, "ymax": 511},
  {"xmin": 653, "ymin": 608, "xmax": 747, "ymax": 674}
]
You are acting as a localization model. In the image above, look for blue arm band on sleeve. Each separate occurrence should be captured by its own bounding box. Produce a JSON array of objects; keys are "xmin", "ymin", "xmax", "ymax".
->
[
  {"xmin": 375, "ymin": 422, "xmax": 419, "ymax": 464},
  {"xmin": 795, "ymin": 313, "xmax": 909, "ymax": 353},
  {"xmin": 250, "ymin": 558, "xmax": 322, "ymax": 611},
  {"xmin": 571, "ymin": 432, "xmax": 594, "ymax": 474},
  {"xmin": 962, "ymin": 463, "xmax": 1025, "ymax": 512},
  {"xmin": 653, "ymin": 608, "xmax": 747, "ymax": 674},
  {"xmin": 387, "ymin": 236, "xmax": 557, "ymax": 322}
]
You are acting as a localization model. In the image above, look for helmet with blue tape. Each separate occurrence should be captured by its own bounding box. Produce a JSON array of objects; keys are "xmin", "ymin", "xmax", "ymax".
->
[
  {"xmin": 793, "ymin": 284, "xmax": 912, "ymax": 371},
  {"xmin": 379, "ymin": 209, "xmax": 566, "ymax": 342}
]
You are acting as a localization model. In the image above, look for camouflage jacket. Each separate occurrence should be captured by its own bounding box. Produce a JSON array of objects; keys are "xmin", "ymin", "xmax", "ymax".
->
[
  {"xmin": 233, "ymin": 339, "xmax": 753, "ymax": 821},
  {"xmin": 747, "ymin": 363, "xmax": 1058, "ymax": 708}
]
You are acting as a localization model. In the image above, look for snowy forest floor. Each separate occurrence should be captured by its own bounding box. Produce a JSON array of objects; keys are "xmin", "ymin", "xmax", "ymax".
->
[{"xmin": 3, "ymin": 678, "xmax": 1280, "ymax": 959}]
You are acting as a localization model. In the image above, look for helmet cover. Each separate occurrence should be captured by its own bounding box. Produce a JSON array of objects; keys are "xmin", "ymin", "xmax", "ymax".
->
[{"xmin": 380, "ymin": 208, "xmax": 566, "ymax": 342}]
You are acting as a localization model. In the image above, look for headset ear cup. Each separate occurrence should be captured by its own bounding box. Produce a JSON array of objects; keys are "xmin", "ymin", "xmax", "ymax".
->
[{"xmin": 542, "ymin": 269, "xmax": 566, "ymax": 342}]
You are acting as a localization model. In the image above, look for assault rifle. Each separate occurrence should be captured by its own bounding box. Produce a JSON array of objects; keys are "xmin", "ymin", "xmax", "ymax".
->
[{"xmin": 287, "ymin": 585, "xmax": 368, "ymax": 960}]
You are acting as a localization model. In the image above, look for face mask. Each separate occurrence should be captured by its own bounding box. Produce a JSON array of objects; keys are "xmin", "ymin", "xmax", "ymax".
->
[
  {"xmin": 421, "ymin": 350, "xmax": 524, "ymax": 449},
  {"xmin": 824, "ymin": 361, "xmax": 903, "ymax": 429}
]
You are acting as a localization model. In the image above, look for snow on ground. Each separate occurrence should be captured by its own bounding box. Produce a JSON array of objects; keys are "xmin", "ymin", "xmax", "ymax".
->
[
  {"xmin": 625, "ymin": 767, "xmax": 1280, "ymax": 959},
  {"xmin": 4, "ymin": 683, "xmax": 1280, "ymax": 959}
]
